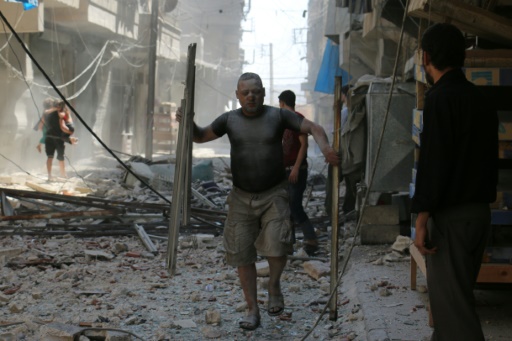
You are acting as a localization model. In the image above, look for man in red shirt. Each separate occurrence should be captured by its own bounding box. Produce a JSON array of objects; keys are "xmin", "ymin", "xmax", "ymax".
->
[{"xmin": 279, "ymin": 90, "xmax": 319, "ymax": 255}]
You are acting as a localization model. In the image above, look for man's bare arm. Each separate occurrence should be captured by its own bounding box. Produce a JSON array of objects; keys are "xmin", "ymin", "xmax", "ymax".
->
[
  {"xmin": 300, "ymin": 118, "xmax": 339, "ymax": 166},
  {"xmin": 176, "ymin": 107, "xmax": 219, "ymax": 143},
  {"xmin": 192, "ymin": 123, "xmax": 219, "ymax": 143}
]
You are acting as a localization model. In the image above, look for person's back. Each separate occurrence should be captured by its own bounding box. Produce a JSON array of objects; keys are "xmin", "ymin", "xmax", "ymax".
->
[
  {"xmin": 411, "ymin": 23, "xmax": 498, "ymax": 341},
  {"xmin": 44, "ymin": 109, "xmax": 61, "ymax": 138}
]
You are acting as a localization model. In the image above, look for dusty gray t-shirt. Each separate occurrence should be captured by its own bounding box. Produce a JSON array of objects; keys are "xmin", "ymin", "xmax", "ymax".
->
[{"xmin": 211, "ymin": 105, "xmax": 303, "ymax": 193}]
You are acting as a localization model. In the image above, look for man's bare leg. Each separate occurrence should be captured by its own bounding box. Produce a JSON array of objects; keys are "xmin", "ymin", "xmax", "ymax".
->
[
  {"xmin": 58, "ymin": 160, "xmax": 67, "ymax": 178},
  {"xmin": 46, "ymin": 157, "xmax": 53, "ymax": 181},
  {"xmin": 238, "ymin": 263, "xmax": 260, "ymax": 329},
  {"xmin": 267, "ymin": 255, "xmax": 287, "ymax": 315}
]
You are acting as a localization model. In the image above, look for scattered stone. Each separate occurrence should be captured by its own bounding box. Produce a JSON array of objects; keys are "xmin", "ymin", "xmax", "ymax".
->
[
  {"xmin": 201, "ymin": 326, "xmax": 222, "ymax": 339},
  {"xmin": 32, "ymin": 290, "xmax": 43, "ymax": 299},
  {"xmin": 255, "ymin": 261, "xmax": 269, "ymax": 277},
  {"xmin": 379, "ymin": 288, "xmax": 392, "ymax": 297},
  {"xmin": 173, "ymin": 319, "xmax": 197, "ymax": 329},
  {"xmin": 205, "ymin": 309, "xmax": 221, "ymax": 325},
  {"xmin": 235, "ymin": 302, "xmax": 247, "ymax": 312},
  {"xmin": 84, "ymin": 250, "xmax": 114, "ymax": 261},
  {"xmin": 303, "ymin": 261, "xmax": 330, "ymax": 280},
  {"xmin": 8, "ymin": 302, "xmax": 23, "ymax": 313},
  {"xmin": 416, "ymin": 285, "xmax": 428, "ymax": 293},
  {"xmin": 391, "ymin": 235, "xmax": 412, "ymax": 254}
]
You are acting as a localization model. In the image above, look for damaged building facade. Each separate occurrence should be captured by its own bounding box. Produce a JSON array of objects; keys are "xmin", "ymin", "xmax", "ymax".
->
[{"xmin": 0, "ymin": 0, "xmax": 246, "ymax": 171}]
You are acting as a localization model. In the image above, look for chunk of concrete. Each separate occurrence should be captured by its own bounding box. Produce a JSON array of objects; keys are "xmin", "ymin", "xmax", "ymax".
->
[
  {"xmin": 360, "ymin": 205, "xmax": 399, "ymax": 225},
  {"xmin": 303, "ymin": 261, "xmax": 330, "ymax": 280},
  {"xmin": 39, "ymin": 322, "xmax": 84, "ymax": 341},
  {"xmin": 360, "ymin": 224, "xmax": 400, "ymax": 245}
]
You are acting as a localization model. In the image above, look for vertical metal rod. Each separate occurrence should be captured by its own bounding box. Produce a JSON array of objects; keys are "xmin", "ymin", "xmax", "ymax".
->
[
  {"xmin": 166, "ymin": 44, "xmax": 196, "ymax": 276},
  {"xmin": 183, "ymin": 66, "xmax": 195, "ymax": 225},
  {"xmin": 329, "ymin": 76, "xmax": 342, "ymax": 321},
  {"xmin": 145, "ymin": 0, "xmax": 159, "ymax": 160}
]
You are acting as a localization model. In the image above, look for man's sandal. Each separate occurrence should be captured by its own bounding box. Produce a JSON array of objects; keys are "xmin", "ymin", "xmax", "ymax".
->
[
  {"xmin": 267, "ymin": 294, "xmax": 284, "ymax": 316},
  {"xmin": 239, "ymin": 313, "xmax": 260, "ymax": 330}
]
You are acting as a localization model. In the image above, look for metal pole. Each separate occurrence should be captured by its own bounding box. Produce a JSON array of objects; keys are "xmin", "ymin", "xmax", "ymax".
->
[
  {"xmin": 145, "ymin": 0, "xmax": 159, "ymax": 160},
  {"xmin": 329, "ymin": 76, "xmax": 342, "ymax": 321},
  {"xmin": 269, "ymin": 43, "xmax": 274, "ymax": 106},
  {"xmin": 166, "ymin": 44, "xmax": 196, "ymax": 276}
]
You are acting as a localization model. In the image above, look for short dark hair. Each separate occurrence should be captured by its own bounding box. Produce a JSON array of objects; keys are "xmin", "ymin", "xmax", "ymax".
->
[
  {"xmin": 341, "ymin": 85, "xmax": 350, "ymax": 96},
  {"xmin": 238, "ymin": 72, "xmax": 263, "ymax": 88},
  {"xmin": 278, "ymin": 90, "xmax": 296, "ymax": 108},
  {"xmin": 421, "ymin": 23, "xmax": 465, "ymax": 70}
]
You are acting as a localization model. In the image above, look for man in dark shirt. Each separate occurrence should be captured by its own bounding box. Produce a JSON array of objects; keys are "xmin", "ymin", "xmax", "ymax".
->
[
  {"xmin": 411, "ymin": 23, "xmax": 498, "ymax": 341},
  {"xmin": 185, "ymin": 72, "xmax": 338, "ymax": 330},
  {"xmin": 279, "ymin": 90, "xmax": 319, "ymax": 255}
]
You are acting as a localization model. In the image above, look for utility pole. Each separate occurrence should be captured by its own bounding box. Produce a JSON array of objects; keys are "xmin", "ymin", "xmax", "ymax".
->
[
  {"xmin": 269, "ymin": 43, "xmax": 274, "ymax": 106},
  {"xmin": 145, "ymin": 0, "xmax": 159, "ymax": 160}
]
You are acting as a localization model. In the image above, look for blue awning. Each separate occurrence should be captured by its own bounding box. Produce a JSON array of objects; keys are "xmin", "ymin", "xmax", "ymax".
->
[
  {"xmin": 314, "ymin": 39, "xmax": 352, "ymax": 94},
  {"xmin": 5, "ymin": 0, "xmax": 38, "ymax": 11}
]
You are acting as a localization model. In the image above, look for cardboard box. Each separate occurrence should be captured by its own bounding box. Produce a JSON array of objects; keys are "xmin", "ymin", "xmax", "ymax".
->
[
  {"xmin": 413, "ymin": 109, "xmax": 423, "ymax": 132},
  {"xmin": 498, "ymin": 111, "xmax": 512, "ymax": 141},
  {"xmin": 414, "ymin": 64, "xmax": 426, "ymax": 84},
  {"xmin": 499, "ymin": 141, "xmax": 512, "ymax": 159},
  {"xmin": 465, "ymin": 68, "xmax": 500, "ymax": 86},
  {"xmin": 409, "ymin": 183, "xmax": 415, "ymax": 199},
  {"xmin": 412, "ymin": 125, "xmax": 421, "ymax": 146}
]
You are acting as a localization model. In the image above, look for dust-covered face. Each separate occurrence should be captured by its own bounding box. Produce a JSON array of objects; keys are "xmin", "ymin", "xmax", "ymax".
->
[{"xmin": 236, "ymin": 79, "xmax": 265, "ymax": 115}]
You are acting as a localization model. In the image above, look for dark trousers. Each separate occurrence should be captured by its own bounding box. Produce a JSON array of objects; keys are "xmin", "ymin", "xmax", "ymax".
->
[
  {"xmin": 342, "ymin": 171, "xmax": 360, "ymax": 214},
  {"xmin": 426, "ymin": 203, "xmax": 490, "ymax": 341},
  {"xmin": 286, "ymin": 167, "xmax": 316, "ymax": 241}
]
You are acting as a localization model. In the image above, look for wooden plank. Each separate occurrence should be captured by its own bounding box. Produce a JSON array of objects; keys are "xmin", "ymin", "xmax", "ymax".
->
[
  {"xmin": 410, "ymin": 244, "xmax": 427, "ymax": 278},
  {"xmin": 408, "ymin": 0, "xmax": 512, "ymax": 47},
  {"xmin": 25, "ymin": 182, "xmax": 59, "ymax": 194}
]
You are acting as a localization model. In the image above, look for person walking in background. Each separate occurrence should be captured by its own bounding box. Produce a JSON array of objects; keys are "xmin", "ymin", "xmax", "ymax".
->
[
  {"xmin": 35, "ymin": 97, "xmax": 55, "ymax": 153},
  {"xmin": 41, "ymin": 99, "xmax": 70, "ymax": 181},
  {"xmin": 177, "ymin": 72, "xmax": 339, "ymax": 330},
  {"xmin": 278, "ymin": 90, "xmax": 319, "ymax": 256},
  {"xmin": 55, "ymin": 100, "xmax": 78, "ymax": 145},
  {"xmin": 411, "ymin": 23, "xmax": 498, "ymax": 341}
]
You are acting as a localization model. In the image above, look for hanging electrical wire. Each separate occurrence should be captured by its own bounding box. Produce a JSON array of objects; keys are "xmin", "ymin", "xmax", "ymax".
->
[{"xmin": 0, "ymin": 11, "xmax": 173, "ymax": 206}]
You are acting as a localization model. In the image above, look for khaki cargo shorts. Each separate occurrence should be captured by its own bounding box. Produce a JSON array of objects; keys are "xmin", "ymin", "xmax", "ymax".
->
[{"xmin": 223, "ymin": 181, "xmax": 293, "ymax": 267}]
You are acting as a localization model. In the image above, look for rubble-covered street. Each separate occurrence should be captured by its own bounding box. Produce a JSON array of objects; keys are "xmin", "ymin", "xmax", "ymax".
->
[{"xmin": 0, "ymin": 153, "xmax": 511, "ymax": 341}]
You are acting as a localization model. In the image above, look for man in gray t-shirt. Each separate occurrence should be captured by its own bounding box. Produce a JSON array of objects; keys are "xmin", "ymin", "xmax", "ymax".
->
[{"xmin": 179, "ymin": 72, "xmax": 339, "ymax": 330}]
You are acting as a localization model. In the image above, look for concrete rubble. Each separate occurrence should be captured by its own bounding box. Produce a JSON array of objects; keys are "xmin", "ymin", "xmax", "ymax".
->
[{"xmin": 1, "ymin": 154, "xmax": 510, "ymax": 340}]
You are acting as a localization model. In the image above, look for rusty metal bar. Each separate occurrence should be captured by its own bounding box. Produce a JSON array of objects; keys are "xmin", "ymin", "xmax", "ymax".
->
[{"xmin": 0, "ymin": 209, "xmax": 121, "ymax": 222}]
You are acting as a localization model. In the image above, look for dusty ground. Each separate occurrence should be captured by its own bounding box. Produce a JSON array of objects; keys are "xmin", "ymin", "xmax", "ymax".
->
[{"xmin": 0, "ymin": 149, "xmax": 511, "ymax": 340}]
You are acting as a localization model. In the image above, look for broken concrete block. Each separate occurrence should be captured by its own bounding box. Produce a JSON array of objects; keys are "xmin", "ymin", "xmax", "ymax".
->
[
  {"xmin": 195, "ymin": 234, "xmax": 215, "ymax": 249},
  {"xmin": 360, "ymin": 224, "xmax": 400, "ymax": 245},
  {"xmin": 255, "ymin": 261, "xmax": 269, "ymax": 277},
  {"xmin": 173, "ymin": 319, "xmax": 197, "ymax": 329},
  {"xmin": 39, "ymin": 322, "xmax": 84, "ymax": 341},
  {"xmin": 0, "ymin": 293, "xmax": 10, "ymax": 303},
  {"xmin": 360, "ymin": 205, "xmax": 399, "ymax": 225},
  {"xmin": 32, "ymin": 290, "xmax": 43, "ymax": 300},
  {"xmin": 235, "ymin": 302, "xmax": 247, "ymax": 312},
  {"xmin": 201, "ymin": 326, "xmax": 222, "ymax": 339},
  {"xmin": 391, "ymin": 235, "xmax": 412, "ymax": 254},
  {"xmin": 205, "ymin": 309, "xmax": 221, "ymax": 324},
  {"xmin": 84, "ymin": 250, "xmax": 114, "ymax": 261},
  {"xmin": 303, "ymin": 261, "xmax": 330, "ymax": 280},
  {"xmin": 106, "ymin": 330, "xmax": 132, "ymax": 341},
  {"xmin": 0, "ymin": 332, "xmax": 16, "ymax": 341},
  {"xmin": 8, "ymin": 302, "xmax": 23, "ymax": 313}
]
